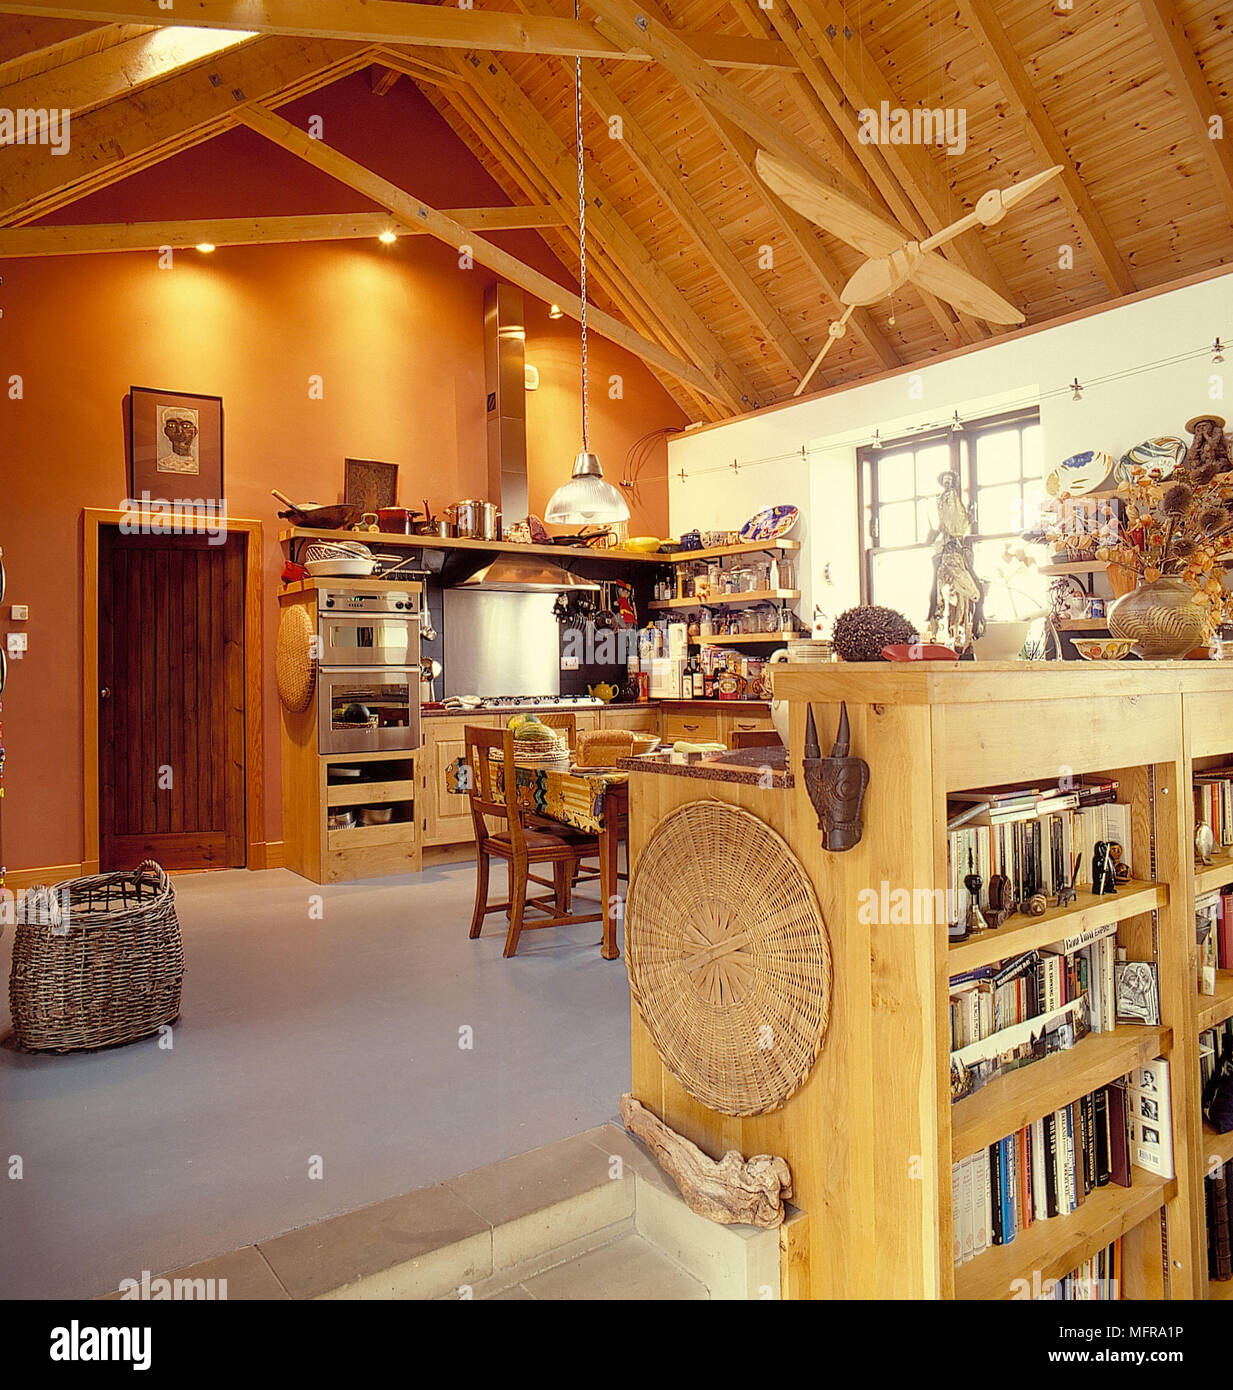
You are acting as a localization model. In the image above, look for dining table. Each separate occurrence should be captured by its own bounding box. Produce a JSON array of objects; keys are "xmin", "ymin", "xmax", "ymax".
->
[{"xmin": 452, "ymin": 756, "xmax": 629, "ymax": 959}]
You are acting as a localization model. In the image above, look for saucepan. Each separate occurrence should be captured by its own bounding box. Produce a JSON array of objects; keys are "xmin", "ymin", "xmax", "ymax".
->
[{"xmin": 271, "ymin": 489, "xmax": 362, "ymax": 530}]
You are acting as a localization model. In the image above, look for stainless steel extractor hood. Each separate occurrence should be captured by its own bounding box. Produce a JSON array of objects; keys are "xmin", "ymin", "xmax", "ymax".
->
[{"xmin": 457, "ymin": 552, "xmax": 599, "ymax": 593}]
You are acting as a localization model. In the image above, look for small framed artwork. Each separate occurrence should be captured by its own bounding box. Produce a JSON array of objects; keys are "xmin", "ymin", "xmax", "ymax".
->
[
  {"xmin": 1114, "ymin": 959, "xmax": 1161, "ymax": 1026},
  {"xmin": 345, "ymin": 458, "xmax": 398, "ymax": 513},
  {"xmin": 128, "ymin": 386, "xmax": 223, "ymax": 507}
]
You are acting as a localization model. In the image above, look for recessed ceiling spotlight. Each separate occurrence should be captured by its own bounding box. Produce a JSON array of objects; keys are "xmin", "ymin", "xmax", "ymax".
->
[
  {"xmin": 548, "ymin": 303, "xmax": 563, "ymax": 319},
  {"xmin": 195, "ymin": 242, "xmax": 216, "ymax": 253},
  {"xmin": 378, "ymin": 230, "xmax": 398, "ymax": 245}
]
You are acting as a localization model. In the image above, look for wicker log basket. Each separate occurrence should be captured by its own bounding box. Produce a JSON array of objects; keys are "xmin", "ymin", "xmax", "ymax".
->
[{"xmin": 8, "ymin": 860, "xmax": 184, "ymax": 1052}]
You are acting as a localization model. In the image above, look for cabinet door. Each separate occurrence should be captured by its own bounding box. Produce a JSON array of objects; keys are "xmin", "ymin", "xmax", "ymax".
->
[
  {"xmin": 720, "ymin": 711, "xmax": 776, "ymax": 744},
  {"xmin": 600, "ymin": 707, "xmax": 658, "ymax": 733},
  {"xmin": 422, "ymin": 718, "xmax": 491, "ymax": 846},
  {"xmin": 575, "ymin": 711, "xmax": 601, "ymax": 734}
]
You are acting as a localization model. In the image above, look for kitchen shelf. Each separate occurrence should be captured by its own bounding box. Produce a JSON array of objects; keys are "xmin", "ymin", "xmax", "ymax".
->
[
  {"xmin": 280, "ymin": 526, "xmax": 665, "ymax": 563},
  {"xmin": 693, "ymin": 631, "xmax": 804, "ymax": 646},
  {"xmin": 1198, "ymin": 971, "xmax": 1233, "ymax": 1031},
  {"xmin": 1056, "ymin": 617, "xmax": 1110, "ymax": 631},
  {"xmin": 1040, "ymin": 560, "xmax": 1110, "ymax": 576},
  {"xmin": 953, "ymin": 1173, "xmax": 1174, "ymax": 1302},
  {"xmin": 1203, "ymin": 1121, "xmax": 1233, "ymax": 1169},
  {"xmin": 947, "ymin": 879, "xmax": 1167, "ymax": 974},
  {"xmin": 668, "ymin": 540, "xmax": 800, "ymax": 562},
  {"xmin": 951, "ymin": 1025, "xmax": 1170, "ymax": 1160},
  {"xmin": 1196, "ymin": 849, "xmax": 1233, "ymax": 894},
  {"xmin": 649, "ymin": 590, "xmax": 800, "ymax": 610}
]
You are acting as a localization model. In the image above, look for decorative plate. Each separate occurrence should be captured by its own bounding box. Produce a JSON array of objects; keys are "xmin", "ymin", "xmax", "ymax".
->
[
  {"xmin": 1045, "ymin": 450, "xmax": 1115, "ymax": 497},
  {"xmin": 1114, "ymin": 436, "xmax": 1186, "ymax": 484},
  {"xmin": 739, "ymin": 504, "xmax": 799, "ymax": 543}
]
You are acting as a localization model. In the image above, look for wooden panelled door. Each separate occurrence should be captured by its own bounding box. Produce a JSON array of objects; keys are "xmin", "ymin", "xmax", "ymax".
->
[{"xmin": 98, "ymin": 529, "xmax": 247, "ymax": 870}]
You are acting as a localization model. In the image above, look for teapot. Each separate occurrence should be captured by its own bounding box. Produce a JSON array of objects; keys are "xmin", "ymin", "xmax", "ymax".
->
[{"xmin": 588, "ymin": 681, "xmax": 620, "ymax": 703}]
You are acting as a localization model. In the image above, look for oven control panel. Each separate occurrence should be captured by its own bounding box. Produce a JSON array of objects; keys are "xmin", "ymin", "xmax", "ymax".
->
[{"xmin": 319, "ymin": 589, "xmax": 414, "ymax": 612}]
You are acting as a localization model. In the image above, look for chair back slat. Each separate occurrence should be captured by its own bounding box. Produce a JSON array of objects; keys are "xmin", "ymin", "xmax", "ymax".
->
[{"xmin": 463, "ymin": 725, "xmax": 525, "ymax": 849}]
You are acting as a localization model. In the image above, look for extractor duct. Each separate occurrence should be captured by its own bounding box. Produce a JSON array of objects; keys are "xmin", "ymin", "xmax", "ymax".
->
[{"xmin": 484, "ymin": 281, "xmax": 528, "ymax": 523}]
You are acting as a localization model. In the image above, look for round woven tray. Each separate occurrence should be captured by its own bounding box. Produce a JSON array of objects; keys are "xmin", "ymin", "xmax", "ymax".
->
[
  {"xmin": 625, "ymin": 800, "xmax": 831, "ymax": 1117},
  {"xmin": 276, "ymin": 604, "xmax": 316, "ymax": 712}
]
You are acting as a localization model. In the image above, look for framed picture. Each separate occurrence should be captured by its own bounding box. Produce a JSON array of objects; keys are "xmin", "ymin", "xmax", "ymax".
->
[
  {"xmin": 345, "ymin": 458, "xmax": 398, "ymax": 513},
  {"xmin": 128, "ymin": 387, "xmax": 223, "ymax": 507}
]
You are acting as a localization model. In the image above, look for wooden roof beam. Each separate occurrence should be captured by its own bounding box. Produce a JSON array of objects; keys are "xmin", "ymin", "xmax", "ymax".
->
[
  {"xmin": 0, "ymin": 1, "xmax": 800, "ymax": 69},
  {"xmin": 0, "ymin": 207, "xmax": 566, "ymax": 257},
  {"xmin": 0, "ymin": 24, "xmax": 257, "ymax": 119},
  {"xmin": 1136, "ymin": 0, "xmax": 1233, "ymax": 228},
  {"xmin": 955, "ymin": 0, "xmax": 1136, "ymax": 296},
  {"xmin": 0, "ymin": 34, "xmax": 373, "ymax": 224},
  {"xmin": 587, "ymin": 0, "xmax": 900, "ymax": 373},
  {"xmin": 237, "ymin": 104, "xmax": 732, "ymax": 407},
  {"xmin": 511, "ymin": 0, "xmax": 813, "ymax": 382},
  {"xmin": 455, "ymin": 50, "xmax": 757, "ymax": 411}
]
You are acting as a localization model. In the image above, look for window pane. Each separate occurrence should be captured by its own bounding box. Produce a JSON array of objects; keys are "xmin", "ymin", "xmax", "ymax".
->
[
  {"xmin": 1022, "ymin": 424, "xmax": 1043, "ymax": 482},
  {"xmin": 879, "ymin": 500, "xmax": 917, "ymax": 549},
  {"xmin": 976, "ymin": 482, "xmax": 1022, "ymax": 535},
  {"xmin": 877, "ymin": 451, "xmax": 916, "ymax": 502},
  {"xmin": 915, "ymin": 442, "xmax": 951, "ymax": 496},
  {"xmin": 975, "ymin": 429, "xmax": 1021, "ymax": 485},
  {"xmin": 917, "ymin": 498, "xmax": 935, "ymax": 542},
  {"xmin": 870, "ymin": 546, "xmax": 934, "ymax": 631},
  {"xmin": 972, "ymin": 538, "xmax": 1052, "ymax": 623}
]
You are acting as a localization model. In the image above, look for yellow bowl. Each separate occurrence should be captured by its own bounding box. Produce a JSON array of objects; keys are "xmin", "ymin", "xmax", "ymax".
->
[
  {"xmin": 622, "ymin": 536, "xmax": 664, "ymax": 553},
  {"xmin": 1073, "ymin": 638, "xmax": 1135, "ymax": 661}
]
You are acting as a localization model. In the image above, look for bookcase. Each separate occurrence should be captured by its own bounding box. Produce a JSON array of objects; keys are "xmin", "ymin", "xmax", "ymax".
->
[{"xmin": 626, "ymin": 663, "xmax": 1233, "ymax": 1299}]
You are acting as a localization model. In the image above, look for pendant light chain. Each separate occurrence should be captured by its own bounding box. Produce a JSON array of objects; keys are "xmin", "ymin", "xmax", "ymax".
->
[{"xmin": 574, "ymin": 0, "xmax": 589, "ymax": 452}]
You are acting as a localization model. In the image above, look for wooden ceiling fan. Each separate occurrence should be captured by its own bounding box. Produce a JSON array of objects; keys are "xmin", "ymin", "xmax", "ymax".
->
[{"xmin": 754, "ymin": 152, "xmax": 1064, "ymax": 395}]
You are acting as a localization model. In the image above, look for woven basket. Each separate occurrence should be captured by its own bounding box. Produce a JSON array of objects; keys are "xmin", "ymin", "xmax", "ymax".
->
[
  {"xmin": 9, "ymin": 860, "xmax": 184, "ymax": 1053},
  {"xmin": 276, "ymin": 604, "xmax": 316, "ymax": 713},
  {"xmin": 626, "ymin": 801, "xmax": 831, "ymax": 1117}
]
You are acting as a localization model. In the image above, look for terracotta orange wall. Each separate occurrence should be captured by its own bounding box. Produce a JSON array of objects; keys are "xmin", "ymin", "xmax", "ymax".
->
[{"xmin": 0, "ymin": 73, "xmax": 684, "ymax": 871}]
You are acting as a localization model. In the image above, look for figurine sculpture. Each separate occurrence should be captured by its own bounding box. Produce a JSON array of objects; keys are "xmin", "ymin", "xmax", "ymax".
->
[
  {"xmin": 986, "ymin": 873, "xmax": 1015, "ymax": 927},
  {"xmin": 1092, "ymin": 840, "xmax": 1118, "ymax": 895},
  {"xmin": 964, "ymin": 850, "xmax": 988, "ymax": 934},
  {"xmin": 1055, "ymin": 863, "xmax": 1080, "ymax": 910},
  {"xmin": 802, "ymin": 702, "xmax": 869, "ymax": 851},
  {"xmin": 926, "ymin": 471, "xmax": 987, "ymax": 654},
  {"xmin": 1184, "ymin": 414, "xmax": 1232, "ymax": 474}
]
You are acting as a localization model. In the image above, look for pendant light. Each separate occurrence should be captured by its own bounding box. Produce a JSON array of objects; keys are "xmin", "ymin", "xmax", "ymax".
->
[{"xmin": 545, "ymin": 6, "xmax": 630, "ymax": 527}]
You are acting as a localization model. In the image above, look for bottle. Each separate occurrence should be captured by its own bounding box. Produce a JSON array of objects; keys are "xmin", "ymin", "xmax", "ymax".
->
[{"xmin": 692, "ymin": 658, "xmax": 704, "ymax": 697}]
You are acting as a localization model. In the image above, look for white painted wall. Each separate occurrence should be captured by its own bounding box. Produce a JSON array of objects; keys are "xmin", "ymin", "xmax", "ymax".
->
[{"xmin": 668, "ymin": 272, "xmax": 1233, "ymax": 628}]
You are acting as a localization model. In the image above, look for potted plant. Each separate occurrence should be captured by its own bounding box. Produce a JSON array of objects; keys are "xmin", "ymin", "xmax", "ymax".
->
[{"xmin": 972, "ymin": 543, "xmax": 1049, "ymax": 660}]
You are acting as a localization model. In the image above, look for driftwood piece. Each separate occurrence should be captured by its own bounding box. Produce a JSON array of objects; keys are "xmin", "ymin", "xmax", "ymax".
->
[{"xmin": 620, "ymin": 1094, "xmax": 793, "ymax": 1229}]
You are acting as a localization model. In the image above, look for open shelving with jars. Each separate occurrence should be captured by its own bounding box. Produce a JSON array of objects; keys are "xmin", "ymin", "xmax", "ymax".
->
[{"xmin": 633, "ymin": 663, "xmax": 1233, "ymax": 1298}]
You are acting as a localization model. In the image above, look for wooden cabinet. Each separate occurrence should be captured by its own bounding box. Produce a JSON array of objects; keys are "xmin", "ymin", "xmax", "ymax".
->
[
  {"xmin": 600, "ymin": 706, "xmax": 659, "ymax": 733},
  {"xmin": 719, "ymin": 710, "xmax": 776, "ymax": 744},
  {"xmin": 421, "ymin": 715, "xmax": 495, "ymax": 847}
]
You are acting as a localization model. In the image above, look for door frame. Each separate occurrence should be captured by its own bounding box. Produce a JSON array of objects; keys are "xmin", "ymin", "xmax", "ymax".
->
[{"xmin": 82, "ymin": 508, "xmax": 264, "ymax": 875}]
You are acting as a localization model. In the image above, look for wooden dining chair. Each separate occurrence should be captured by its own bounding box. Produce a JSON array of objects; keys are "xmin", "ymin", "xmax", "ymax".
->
[
  {"xmin": 464, "ymin": 725, "xmax": 602, "ymax": 958},
  {"xmin": 534, "ymin": 710, "xmax": 577, "ymax": 751}
]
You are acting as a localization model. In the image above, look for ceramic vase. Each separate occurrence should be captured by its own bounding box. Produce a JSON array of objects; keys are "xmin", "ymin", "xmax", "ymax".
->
[
  {"xmin": 1107, "ymin": 577, "xmax": 1208, "ymax": 659},
  {"xmin": 972, "ymin": 619, "xmax": 1030, "ymax": 661}
]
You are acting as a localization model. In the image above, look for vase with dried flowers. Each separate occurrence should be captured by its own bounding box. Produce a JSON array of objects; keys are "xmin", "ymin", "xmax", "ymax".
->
[{"xmin": 1096, "ymin": 421, "xmax": 1233, "ymax": 656}]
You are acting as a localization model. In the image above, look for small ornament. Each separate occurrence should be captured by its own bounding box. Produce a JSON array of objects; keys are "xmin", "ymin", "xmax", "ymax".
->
[
  {"xmin": 802, "ymin": 702, "xmax": 869, "ymax": 852},
  {"xmin": 1092, "ymin": 840, "xmax": 1118, "ymax": 895},
  {"xmin": 1107, "ymin": 840, "xmax": 1131, "ymax": 884},
  {"xmin": 1025, "ymin": 893, "xmax": 1048, "ymax": 917},
  {"xmin": 1054, "ymin": 862, "xmax": 1080, "ymax": 910},
  {"xmin": 963, "ymin": 849, "xmax": 988, "ymax": 934},
  {"xmin": 986, "ymin": 873, "xmax": 1015, "ymax": 928}
]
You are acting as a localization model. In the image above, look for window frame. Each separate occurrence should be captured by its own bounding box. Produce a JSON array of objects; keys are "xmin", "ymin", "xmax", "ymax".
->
[{"xmin": 856, "ymin": 407, "xmax": 1042, "ymax": 611}]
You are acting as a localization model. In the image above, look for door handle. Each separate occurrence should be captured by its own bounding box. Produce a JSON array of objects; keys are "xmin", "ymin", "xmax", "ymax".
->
[{"xmin": 99, "ymin": 687, "xmax": 112, "ymax": 700}]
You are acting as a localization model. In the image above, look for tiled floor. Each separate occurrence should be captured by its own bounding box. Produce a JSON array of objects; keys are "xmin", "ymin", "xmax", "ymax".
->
[{"xmin": 0, "ymin": 861, "xmax": 630, "ymax": 1299}]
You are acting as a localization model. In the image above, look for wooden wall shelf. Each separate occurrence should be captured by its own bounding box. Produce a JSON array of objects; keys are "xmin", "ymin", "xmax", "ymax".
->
[
  {"xmin": 1198, "ymin": 971, "xmax": 1233, "ymax": 1031},
  {"xmin": 649, "ymin": 589, "xmax": 800, "ymax": 609},
  {"xmin": 1040, "ymin": 560, "xmax": 1110, "ymax": 576},
  {"xmin": 1196, "ymin": 851, "xmax": 1233, "ymax": 894},
  {"xmin": 692, "ymin": 630, "xmax": 802, "ymax": 646}
]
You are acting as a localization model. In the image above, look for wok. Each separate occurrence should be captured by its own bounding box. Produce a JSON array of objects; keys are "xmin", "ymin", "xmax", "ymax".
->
[{"xmin": 271, "ymin": 489, "xmax": 362, "ymax": 529}]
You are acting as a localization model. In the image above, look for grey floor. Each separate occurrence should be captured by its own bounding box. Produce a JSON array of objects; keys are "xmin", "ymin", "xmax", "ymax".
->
[{"xmin": 0, "ymin": 862, "xmax": 630, "ymax": 1299}]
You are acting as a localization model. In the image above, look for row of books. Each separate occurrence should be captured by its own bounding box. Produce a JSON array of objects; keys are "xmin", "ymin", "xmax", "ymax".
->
[
  {"xmin": 949, "ymin": 925, "xmax": 1120, "ymax": 1053},
  {"xmin": 1197, "ymin": 887, "xmax": 1233, "ymax": 992},
  {"xmin": 946, "ymin": 781, "xmax": 1132, "ymax": 926},
  {"xmin": 1207, "ymin": 1160, "xmax": 1233, "ymax": 1283},
  {"xmin": 952, "ymin": 1060, "xmax": 1173, "ymax": 1268},
  {"xmin": 1036, "ymin": 1240, "xmax": 1122, "ymax": 1301},
  {"xmin": 1200, "ymin": 1019, "xmax": 1233, "ymax": 1100},
  {"xmin": 1195, "ymin": 767, "xmax": 1233, "ymax": 848}
]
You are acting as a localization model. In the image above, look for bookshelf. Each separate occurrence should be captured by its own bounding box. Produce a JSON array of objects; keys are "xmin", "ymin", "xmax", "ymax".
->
[{"xmin": 627, "ymin": 663, "xmax": 1233, "ymax": 1299}]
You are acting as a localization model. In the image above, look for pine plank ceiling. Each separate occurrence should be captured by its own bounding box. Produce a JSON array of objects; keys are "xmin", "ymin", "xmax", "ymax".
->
[{"xmin": 1, "ymin": 0, "xmax": 1231, "ymax": 423}]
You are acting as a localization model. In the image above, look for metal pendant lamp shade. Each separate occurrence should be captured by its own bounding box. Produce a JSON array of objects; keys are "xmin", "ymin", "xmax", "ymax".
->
[
  {"xmin": 546, "ymin": 451, "xmax": 630, "ymax": 524},
  {"xmin": 545, "ymin": 10, "xmax": 631, "ymax": 529}
]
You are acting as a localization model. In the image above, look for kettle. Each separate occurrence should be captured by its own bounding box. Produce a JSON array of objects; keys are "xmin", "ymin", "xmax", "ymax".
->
[{"xmin": 588, "ymin": 681, "xmax": 619, "ymax": 703}]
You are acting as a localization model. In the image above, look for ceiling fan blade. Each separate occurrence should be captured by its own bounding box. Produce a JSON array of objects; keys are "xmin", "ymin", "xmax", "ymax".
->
[
  {"xmin": 908, "ymin": 252, "xmax": 1025, "ymax": 325},
  {"xmin": 1000, "ymin": 164, "xmax": 1065, "ymax": 210},
  {"xmin": 755, "ymin": 150, "xmax": 905, "ymax": 258}
]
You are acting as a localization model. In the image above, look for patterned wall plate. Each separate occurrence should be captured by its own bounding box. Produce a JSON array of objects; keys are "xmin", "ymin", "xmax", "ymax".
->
[
  {"xmin": 1114, "ymin": 436, "xmax": 1186, "ymax": 484},
  {"xmin": 739, "ymin": 504, "xmax": 799, "ymax": 542},
  {"xmin": 1045, "ymin": 450, "xmax": 1115, "ymax": 497}
]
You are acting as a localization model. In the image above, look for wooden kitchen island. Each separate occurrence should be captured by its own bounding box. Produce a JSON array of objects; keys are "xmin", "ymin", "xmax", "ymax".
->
[{"xmin": 620, "ymin": 664, "xmax": 1233, "ymax": 1301}]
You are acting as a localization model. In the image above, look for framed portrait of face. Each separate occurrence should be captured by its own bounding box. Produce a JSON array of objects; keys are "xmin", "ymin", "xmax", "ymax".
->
[{"xmin": 128, "ymin": 387, "xmax": 224, "ymax": 507}]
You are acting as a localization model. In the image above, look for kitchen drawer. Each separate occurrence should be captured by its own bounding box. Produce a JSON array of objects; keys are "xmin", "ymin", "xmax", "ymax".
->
[
  {"xmin": 599, "ymin": 707, "xmax": 658, "ymax": 733},
  {"xmin": 662, "ymin": 710, "xmax": 722, "ymax": 744},
  {"xmin": 575, "ymin": 711, "xmax": 601, "ymax": 733},
  {"xmin": 720, "ymin": 711, "xmax": 775, "ymax": 742}
]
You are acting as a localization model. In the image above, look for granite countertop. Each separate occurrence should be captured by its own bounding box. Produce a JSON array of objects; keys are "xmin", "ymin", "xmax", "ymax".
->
[{"xmin": 617, "ymin": 745, "xmax": 793, "ymax": 788}]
